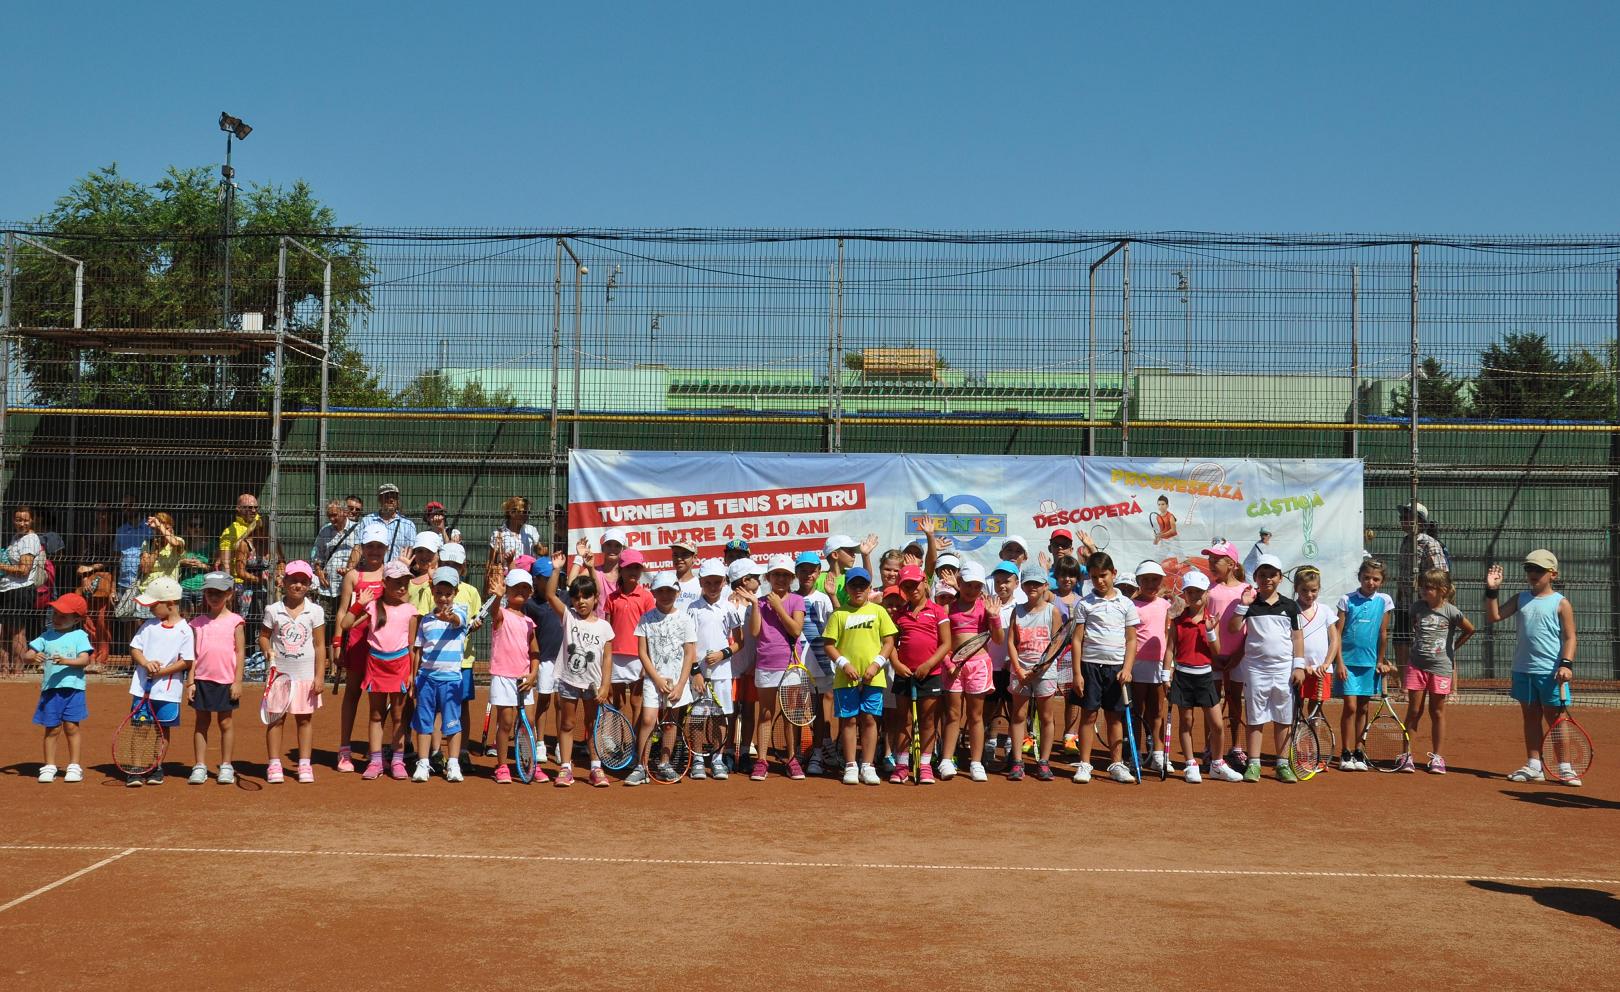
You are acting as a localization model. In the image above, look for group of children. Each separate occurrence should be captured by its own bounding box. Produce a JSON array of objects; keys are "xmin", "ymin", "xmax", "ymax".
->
[{"xmin": 27, "ymin": 520, "xmax": 1584, "ymax": 790}]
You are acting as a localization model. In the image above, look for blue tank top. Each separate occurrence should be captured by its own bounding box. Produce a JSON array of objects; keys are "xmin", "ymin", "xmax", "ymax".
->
[
  {"xmin": 1338, "ymin": 590, "xmax": 1392, "ymax": 668},
  {"xmin": 1512, "ymin": 591, "xmax": 1564, "ymax": 675}
]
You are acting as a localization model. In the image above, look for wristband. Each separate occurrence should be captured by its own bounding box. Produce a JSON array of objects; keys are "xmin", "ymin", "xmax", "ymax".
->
[
  {"xmin": 690, "ymin": 664, "xmax": 701, "ymax": 676},
  {"xmin": 721, "ymin": 646, "xmax": 733, "ymax": 660},
  {"xmin": 1558, "ymin": 659, "xmax": 1574, "ymax": 669},
  {"xmin": 1291, "ymin": 657, "xmax": 1306, "ymax": 670},
  {"xmin": 1233, "ymin": 604, "xmax": 1249, "ymax": 616},
  {"xmin": 1484, "ymin": 589, "xmax": 1499, "ymax": 600}
]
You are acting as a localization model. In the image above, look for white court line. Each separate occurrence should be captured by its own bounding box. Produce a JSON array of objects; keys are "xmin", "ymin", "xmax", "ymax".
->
[
  {"xmin": 0, "ymin": 843, "xmax": 1615, "ymax": 888},
  {"xmin": 0, "ymin": 848, "xmax": 138, "ymax": 914}
]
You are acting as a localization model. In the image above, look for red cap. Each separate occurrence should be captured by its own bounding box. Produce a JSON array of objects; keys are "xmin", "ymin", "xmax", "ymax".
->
[
  {"xmin": 1051, "ymin": 528, "xmax": 1074, "ymax": 542},
  {"xmin": 48, "ymin": 592, "xmax": 88, "ymax": 616},
  {"xmin": 897, "ymin": 565, "xmax": 925, "ymax": 584},
  {"xmin": 881, "ymin": 585, "xmax": 904, "ymax": 599},
  {"xmin": 424, "ymin": 501, "xmax": 445, "ymax": 513}
]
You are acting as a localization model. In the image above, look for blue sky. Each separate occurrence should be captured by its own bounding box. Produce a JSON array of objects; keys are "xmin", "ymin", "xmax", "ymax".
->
[{"xmin": 4, "ymin": 3, "xmax": 1618, "ymax": 232}]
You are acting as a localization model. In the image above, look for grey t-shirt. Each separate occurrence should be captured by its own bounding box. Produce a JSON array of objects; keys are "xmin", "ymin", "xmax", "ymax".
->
[{"xmin": 1410, "ymin": 601, "xmax": 1464, "ymax": 675}]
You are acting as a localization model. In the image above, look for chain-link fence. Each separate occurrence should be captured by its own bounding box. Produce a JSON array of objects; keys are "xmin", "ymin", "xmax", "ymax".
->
[{"xmin": 2, "ymin": 226, "xmax": 1618, "ymax": 693}]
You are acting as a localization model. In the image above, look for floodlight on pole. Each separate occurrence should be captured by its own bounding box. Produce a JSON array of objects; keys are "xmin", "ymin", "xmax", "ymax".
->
[{"xmin": 219, "ymin": 112, "xmax": 252, "ymax": 335}]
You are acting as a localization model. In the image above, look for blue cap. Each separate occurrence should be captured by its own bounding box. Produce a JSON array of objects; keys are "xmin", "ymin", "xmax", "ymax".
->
[
  {"xmin": 794, "ymin": 551, "xmax": 821, "ymax": 568},
  {"xmin": 844, "ymin": 566, "xmax": 872, "ymax": 586},
  {"xmin": 530, "ymin": 555, "xmax": 554, "ymax": 579},
  {"xmin": 725, "ymin": 538, "xmax": 750, "ymax": 553},
  {"xmin": 992, "ymin": 561, "xmax": 1019, "ymax": 577}
]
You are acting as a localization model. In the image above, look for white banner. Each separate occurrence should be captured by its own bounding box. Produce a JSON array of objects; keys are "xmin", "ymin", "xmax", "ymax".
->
[{"xmin": 568, "ymin": 450, "xmax": 1363, "ymax": 600}]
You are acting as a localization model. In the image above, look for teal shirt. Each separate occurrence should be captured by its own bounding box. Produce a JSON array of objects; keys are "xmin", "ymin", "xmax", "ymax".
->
[
  {"xmin": 1512, "ymin": 591, "xmax": 1565, "ymax": 675},
  {"xmin": 33, "ymin": 628, "xmax": 93, "ymax": 691}
]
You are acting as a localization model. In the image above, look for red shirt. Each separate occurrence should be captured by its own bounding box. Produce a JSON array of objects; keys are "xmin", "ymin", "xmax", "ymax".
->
[
  {"xmin": 893, "ymin": 600, "xmax": 949, "ymax": 674},
  {"xmin": 1171, "ymin": 612, "xmax": 1215, "ymax": 674},
  {"xmin": 605, "ymin": 583, "xmax": 654, "ymax": 657}
]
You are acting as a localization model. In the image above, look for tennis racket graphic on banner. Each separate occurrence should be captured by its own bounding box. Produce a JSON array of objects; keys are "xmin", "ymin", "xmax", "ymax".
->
[
  {"xmin": 1183, "ymin": 461, "xmax": 1226, "ymax": 529},
  {"xmin": 514, "ymin": 698, "xmax": 538, "ymax": 783},
  {"xmin": 1542, "ymin": 683, "xmax": 1593, "ymax": 784},
  {"xmin": 1359, "ymin": 672, "xmax": 1411, "ymax": 772},
  {"xmin": 260, "ymin": 666, "xmax": 292, "ymax": 727},
  {"xmin": 592, "ymin": 702, "xmax": 637, "ymax": 772},
  {"xmin": 114, "ymin": 691, "xmax": 167, "ymax": 779},
  {"xmin": 1087, "ymin": 524, "xmax": 1110, "ymax": 551}
]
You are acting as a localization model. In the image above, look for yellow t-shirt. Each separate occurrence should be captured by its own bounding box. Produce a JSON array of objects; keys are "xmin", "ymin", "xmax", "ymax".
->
[
  {"xmin": 217, "ymin": 516, "xmax": 259, "ymax": 562},
  {"xmin": 823, "ymin": 602, "xmax": 897, "ymax": 688}
]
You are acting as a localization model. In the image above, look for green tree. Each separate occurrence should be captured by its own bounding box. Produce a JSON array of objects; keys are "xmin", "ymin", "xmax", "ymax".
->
[
  {"xmin": 1472, "ymin": 331, "xmax": 1614, "ymax": 422},
  {"xmin": 1391, "ymin": 355, "xmax": 1469, "ymax": 419},
  {"xmin": 8, "ymin": 164, "xmax": 388, "ymax": 410},
  {"xmin": 394, "ymin": 371, "xmax": 518, "ymax": 409}
]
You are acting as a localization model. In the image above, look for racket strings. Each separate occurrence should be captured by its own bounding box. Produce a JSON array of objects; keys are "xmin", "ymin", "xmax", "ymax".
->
[
  {"xmin": 1543, "ymin": 720, "xmax": 1593, "ymax": 777},
  {"xmin": 1364, "ymin": 715, "xmax": 1410, "ymax": 771},
  {"xmin": 779, "ymin": 672, "xmax": 816, "ymax": 727},
  {"xmin": 514, "ymin": 724, "xmax": 536, "ymax": 780},
  {"xmin": 594, "ymin": 710, "xmax": 637, "ymax": 770},
  {"xmin": 114, "ymin": 722, "xmax": 163, "ymax": 775}
]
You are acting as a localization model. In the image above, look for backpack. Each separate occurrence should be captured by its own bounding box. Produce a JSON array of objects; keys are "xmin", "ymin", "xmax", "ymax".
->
[{"xmin": 34, "ymin": 557, "xmax": 55, "ymax": 610}]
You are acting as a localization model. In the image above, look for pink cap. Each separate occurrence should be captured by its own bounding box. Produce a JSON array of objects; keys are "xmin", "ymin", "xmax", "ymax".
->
[
  {"xmin": 513, "ymin": 554, "xmax": 536, "ymax": 572},
  {"xmin": 1201, "ymin": 541, "xmax": 1240, "ymax": 563},
  {"xmin": 618, "ymin": 548, "xmax": 646, "ymax": 566},
  {"xmin": 282, "ymin": 560, "xmax": 315, "ymax": 581},
  {"xmin": 897, "ymin": 565, "xmax": 925, "ymax": 584},
  {"xmin": 382, "ymin": 560, "xmax": 411, "ymax": 579}
]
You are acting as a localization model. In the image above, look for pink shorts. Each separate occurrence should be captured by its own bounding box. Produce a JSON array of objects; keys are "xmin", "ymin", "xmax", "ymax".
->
[
  {"xmin": 945, "ymin": 654, "xmax": 992, "ymax": 695},
  {"xmin": 286, "ymin": 679, "xmax": 324, "ymax": 715},
  {"xmin": 1403, "ymin": 667, "xmax": 1452, "ymax": 696}
]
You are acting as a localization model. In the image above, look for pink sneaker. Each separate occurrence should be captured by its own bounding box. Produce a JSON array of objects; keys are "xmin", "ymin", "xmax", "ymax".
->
[
  {"xmin": 389, "ymin": 755, "xmax": 408, "ymax": 780},
  {"xmin": 361, "ymin": 755, "xmax": 383, "ymax": 780},
  {"xmin": 750, "ymin": 760, "xmax": 769, "ymax": 781},
  {"xmin": 787, "ymin": 757, "xmax": 805, "ymax": 780},
  {"xmin": 336, "ymin": 749, "xmax": 354, "ymax": 773},
  {"xmin": 494, "ymin": 764, "xmax": 512, "ymax": 784},
  {"xmin": 917, "ymin": 762, "xmax": 936, "ymax": 785},
  {"xmin": 532, "ymin": 767, "xmax": 551, "ymax": 784},
  {"xmin": 889, "ymin": 763, "xmax": 911, "ymax": 785},
  {"xmin": 588, "ymin": 767, "xmax": 609, "ymax": 788},
  {"xmin": 554, "ymin": 767, "xmax": 575, "ymax": 787},
  {"xmin": 265, "ymin": 760, "xmax": 284, "ymax": 784},
  {"xmin": 296, "ymin": 761, "xmax": 314, "ymax": 784},
  {"xmin": 1395, "ymin": 752, "xmax": 1416, "ymax": 774}
]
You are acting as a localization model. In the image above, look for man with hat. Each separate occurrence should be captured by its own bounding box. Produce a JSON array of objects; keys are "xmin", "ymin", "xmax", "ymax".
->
[{"xmin": 347, "ymin": 483, "xmax": 417, "ymax": 568}]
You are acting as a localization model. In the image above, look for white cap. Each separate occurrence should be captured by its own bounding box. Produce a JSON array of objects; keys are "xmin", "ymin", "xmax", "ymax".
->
[
  {"xmin": 726, "ymin": 560, "xmax": 756, "ymax": 584},
  {"xmin": 134, "ymin": 575, "xmax": 184, "ymax": 606},
  {"xmin": 936, "ymin": 552, "xmax": 962, "ymax": 571},
  {"xmin": 822, "ymin": 534, "xmax": 859, "ymax": 556},
  {"xmin": 358, "ymin": 522, "xmax": 389, "ymax": 546},
  {"xmin": 1115, "ymin": 571, "xmax": 1139, "ymax": 589},
  {"xmin": 958, "ymin": 561, "xmax": 986, "ymax": 584},
  {"xmin": 1135, "ymin": 559, "xmax": 1166, "ymax": 578},
  {"xmin": 503, "ymin": 567, "xmax": 533, "ymax": 588},
  {"xmin": 439, "ymin": 543, "xmax": 467, "ymax": 565},
  {"xmin": 1181, "ymin": 570, "xmax": 1210, "ymax": 591},
  {"xmin": 766, "ymin": 553, "xmax": 795, "ymax": 576},
  {"xmin": 601, "ymin": 527, "xmax": 629, "ymax": 549},
  {"xmin": 650, "ymin": 571, "xmax": 679, "ymax": 591},
  {"xmin": 698, "ymin": 559, "xmax": 727, "ymax": 579},
  {"xmin": 412, "ymin": 531, "xmax": 443, "ymax": 553},
  {"xmin": 749, "ymin": 559, "xmax": 769, "ymax": 576},
  {"xmin": 1000, "ymin": 534, "xmax": 1031, "ymax": 555},
  {"xmin": 1254, "ymin": 553, "xmax": 1285, "ymax": 572}
]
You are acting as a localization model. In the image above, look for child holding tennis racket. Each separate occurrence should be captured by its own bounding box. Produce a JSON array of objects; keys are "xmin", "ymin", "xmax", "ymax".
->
[
  {"xmin": 260, "ymin": 561, "xmax": 327, "ymax": 784},
  {"xmin": 1071, "ymin": 553, "xmax": 1141, "ymax": 784},
  {"xmin": 338, "ymin": 560, "xmax": 420, "ymax": 781},
  {"xmin": 410, "ymin": 567, "xmax": 470, "ymax": 783},
  {"xmin": 601, "ymin": 547, "xmax": 653, "ymax": 732},
  {"xmin": 1294, "ymin": 567, "xmax": 1338, "ymax": 716},
  {"xmin": 334, "ymin": 522, "xmax": 389, "ymax": 772},
  {"xmin": 1202, "ymin": 541, "xmax": 1251, "ymax": 770},
  {"xmin": 1485, "ymin": 549, "xmax": 1578, "ymax": 784},
  {"xmin": 939, "ymin": 560, "xmax": 1001, "ymax": 782},
  {"xmin": 28, "ymin": 592, "xmax": 92, "ymax": 783},
  {"xmin": 747, "ymin": 556, "xmax": 805, "ymax": 782},
  {"xmin": 1404, "ymin": 568, "xmax": 1473, "ymax": 774},
  {"xmin": 1228, "ymin": 554, "xmax": 1306, "ymax": 782},
  {"xmin": 186, "ymin": 571, "xmax": 247, "ymax": 785},
  {"xmin": 126, "ymin": 576, "xmax": 194, "ymax": 786},
  {"xmin": 1334, "ymin": 559, "xmax": 1393, "ymax": 771},
  {"xmin": 629, "ymin": 571, "xmax": 698, "ymax": 785},
  {"xmin": 981, "ymin": 561, "xmax": 1020, "ymax": 768},
  {"xmin": 1168, "ymin": 571, "xmax": 1241, "ymax": 782},
  {"xmin": 686, "ymin": 559, "xmax": 741, "ymax": 782},
  {"xmin": 1008, "ymin": 564, "xmax": 1062, "ymax": 781},
  {"xmin": 486, "ymin": 567, "xmax": 541, "ymax": 784},
  {"xmin": 889, "ymin": 564, "xmax": 951, "ymax": 784},
  {"xmin": 795, "ymin": 551, "xmax": 839, "ymax": 775},
  {"xmin": 822, "ymin": 567, "xmax": 896, "ymax": 786},
  {"xmin": 543, "ymin": 557, "xmax": 612, "ymax": 787},
  {"xmin": 1130, "ymin": 562, "xmax": 1173, "ymax": 774}
]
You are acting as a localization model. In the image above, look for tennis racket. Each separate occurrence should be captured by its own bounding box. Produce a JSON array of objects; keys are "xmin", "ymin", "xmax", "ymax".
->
[
  {"xmin": 1121, "ymin": 681, "xmax": 1141, "ymax": 784},
  {"xmin": 779, "ymin": 649, "xmax": 816, "ymax": 728},
  {"xmin": 1359, "ymin": 672, "xmax": 1411, "ymax": 772},
  {"xmin": 592, "ymin": 701, "xmax": 637, "ymax": 772},
  {"xmin": 645, "ymin": 683, "xmax": 691, "ymax": 784},
  {"xmin": 1159, "ymin": 688, "xmax": 1172, "ymax": 781},
  {"xmin": 476, "ymin": 703, "xmax": 495, "ymax": 757},
  {"xmin": 1542, "ymin": 682, "xmax": 1593, "ymax": 784},
  {"xmin": 986, "ymin": 711, "xmax": 1012, "ymax": 773},
  {"xmin": 949, "ymin": 631, "xmax": 992, "ymax": 670},
  {"xmin": 260, "ymin": 666, "xmax": 292, "ymax": 727},
  {"xmin": 908, "ymin": 679, "xmax": 921, "ymax": 782},
  {"xmin": 113, "ymin": 691, "xmax": 166, "ymax": 779},
  {"xmin": 1022, "ymin": 615, "xmax": 1078, "ymax": 755},
  {"xmin": 514, "ymin": 699, "xmax": 538, "ymax": 783},
  {"xmin": 1298, "ymin": 686, "xmax": 1336, "ymax": 778},
  {"xmin": 1285, "ymin": 685, "xmax": 1322, "ymax": 781},
  {"xmin": 684, "ymin": 676, "xmax": 729, "ymax": 774},
  {"xmin": 767, "ymin": 710, "xmax": 813, "ymax": 772}
]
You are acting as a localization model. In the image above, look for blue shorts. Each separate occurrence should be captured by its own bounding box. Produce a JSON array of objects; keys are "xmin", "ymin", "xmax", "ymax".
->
[
  {"xmin": 412, "ymin": 676, "xmax": 464, "ymax": 736},
  {"xmin": 460, "ymin": 668, "xmax": 475, "ymax": 704},
  {"xmin": 34, "ymin": 687, "xmax": 88, "ymax": 728},
  {"xmin": 834, "ymin": 685, "xmax": 884, "ymax": 719},
  {"xmin": 1511, "ymin": 670, "xmax": 1565, "ymax": 707},
  {"xmin": 131, "ymin": 695, "xmax": 181, "ymax": 727},
  {"xmin": 1333, "ymin": 665, "xmax": 1377, "ymax": 699}
]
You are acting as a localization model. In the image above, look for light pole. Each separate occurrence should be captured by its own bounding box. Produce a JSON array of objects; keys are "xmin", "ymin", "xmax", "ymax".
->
[
  {"xmin": 218, "ymin": 112, "xmax": 252, "ymax": 330},
  {"xmin": 1173, "ymin": 269, "xmax": 1190, "ymax": 371}
]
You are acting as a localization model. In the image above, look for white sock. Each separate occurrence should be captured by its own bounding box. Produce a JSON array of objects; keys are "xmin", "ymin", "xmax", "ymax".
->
[
  {"xmin": 920, "ymin": 754, "xmax": 932, "ymax": 767},
  {"xmin": 1528, "ymin": 757, "xmax": 1544, "ymax": 772}
]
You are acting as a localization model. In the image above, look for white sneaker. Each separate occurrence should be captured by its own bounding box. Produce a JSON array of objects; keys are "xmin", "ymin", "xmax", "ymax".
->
[
  {"xmin": 861, "ymin": 764, "xmax": 881, "ymax": 786},
  {"xmin": 1565, "ymin": 775, "xmax": 1583, "ymax": 788},
  {"xmin": 537, "ymin": 740, "xmax": 548, "ymax": 763},
  {"xmin": 711, "ymin": 756, "xmax": 728, "ymax": 781},
  {"xmin": 1108, "ymin": 761, "xmax": 1136, "ymax": 784},
  {"xmin": 37, "ymin": 764, "xmax": 57, "ymax": 783},
  {"xmin": 64, "ymin": 764, "xmax": 83, "ymax": 783},
  {"xmin": 1071, "ymin": 762, "xmax": 1093, "ymax": 783},
  {"xmin": 969, "ymin": 761, "xmax": 988, "ymax": 782},
  {"xmin": 1507, "ymin": 764, "xmax": 1545, "ymax": 783},
  {"xmin": 938, "ymin": 757, "xmax": 957, "ymax": 780},
  {"xmin": 217, "ymin": 764, "xmax": 236, "ymax": 785},
  {"xmin": 1149, "ymin": 751, "xmax": 1165, "ymax": 772},
  {"xmin": 690, "ymin": 760, "xmax": 708, "ymax": 780},
  {"xmin": 445, "ymin": 760, "xmax": 464, "ymax": 783},
  {"xmin": 842, "ymin": 763, "xmax": 860, "ymax": 785},
  {"xmin": 1211, "ymin": 760, "xmax": 1244, "ymax": 782},
  {"xmin": 411, "ymin": 759, "xmax": 431, "ymax": 782},
  {"xmin": 188, "ymin": 765, "xmax": 209, "ymax": 785},
  {"xmin": 1184, "ymin": 763, "xmax": 1202, "ymax": 784}
]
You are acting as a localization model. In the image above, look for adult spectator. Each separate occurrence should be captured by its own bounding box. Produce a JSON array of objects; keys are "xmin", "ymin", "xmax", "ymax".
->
[
  {"xmin": 311, "ymin": 497, "xmax": 361, "ymax": 608},
  {"xmin": 347, "ymin": 482, "xmax": 417, "ymax": 567},
  {"xmin": 74, "ymin": 504, "xmax": 115, "ymax": 668},
  {"xmin": 487, "ymin": 495, "xmax": 539, "ymax": 570},
  {"xmin": 138, "ymin": 512, "xmax": 187, "ymax": 592},
  {"xmin": 215, "ymin": 492, "xmax": 261, "ymax": 571},
  {"xmin": 0, "ymin": 505, "xmax": 43, "ymax": 673},
  {"xmin": 1242, "ymin": 528, "xmax": 1273, "ymax": 577},
  {"xmin": 1394, "ymin": 501, "xmax": 1450, "ymax": 672},
  {"xmin": 232, "ymin": 515, "xmax": 275, "ymax": 629},
  {"xmin": 114, "ymin": 497, "xmax": 151, "ymax": 596},
  {"xmin": 422, "ymin": 501, "xmax": 460, "ymax": 546},
  {"xmin": 177, "ymin": 515, "xmax": 213, "ymax": 615}
]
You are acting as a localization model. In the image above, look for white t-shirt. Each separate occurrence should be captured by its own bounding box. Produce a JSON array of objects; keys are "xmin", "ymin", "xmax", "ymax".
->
[
  {"xmin": 558, "ymin": 610, "xmax": 613, "ymax": 691},
  {"xmin": 1074, "ymin": 591, "xmax": 1141, "ymax": 667},
  {"xmin": 636, "ymin": 608, "xmax": 696, "ymax": 683},
  {"xmin": 261, "ymin": 600, "xmax": 326, "ymax": 682},
  {"xmin": 0, "ymin": 531, "xmax": 42, "ymax": 593},
  {"xmin": 726, "ymin": 597, "xmax": 756, "ymax": 677},
  {"xmin": 490, "ymin": 524, "xmax": 541, "ymax": 560},
  {"xmin": 1300, "ymin": 602, "xmax": 1338, "ymax": 669},
  {"xmin": 800, "ymin": 588, "xmax": 835, "ymax": 676},
  {"xmin": 128, "ymin": 618, "xmax": 196, "ymax": 702},
  {"xmin": 987, "ymin": 602, "xmax": 1016, "ymax": 672},
  {"xmin": 675, "ymin": 574, "xmax": 702, "ymax": 612},
  {"xmin": 687, "ymin": 596, "xmax": 740, "ymax": 680}
]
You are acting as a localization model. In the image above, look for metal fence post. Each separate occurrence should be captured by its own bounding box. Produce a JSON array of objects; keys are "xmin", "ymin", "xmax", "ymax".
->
[
  {"xmin": 832, "ymin": 238, "xmax": 845, "ymax": 453},
  {"xmin": 1408, "ymin": 242, "xmax": 1420, "ymax": 604},
  {"xmin": 1, "ymin": 232, "xmax": 13, "ymax": 501},
  {"xmin": 1121, "ymin": 241, "xmax": 1132, "ymax": 456},
  {"xmin": 268, "ymin": 239, "xmax": 289, "ymax": 592},
  {"xmin": 318, "ymin": 259, "xmax": 331, "ymax": 524},
  {"xmin": 1350, "ymin": 263, "xmax": 1360, "ymax": 459},
  {"xmin": 549, "ymin": 241, "xmax": 563, "ymax": 544},
  {"xmin": 1612, "ymin": 266, "xmax": 1620, "ymax": 679}
]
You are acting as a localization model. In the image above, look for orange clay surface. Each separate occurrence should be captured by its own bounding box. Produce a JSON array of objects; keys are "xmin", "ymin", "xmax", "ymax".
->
[{"xmin": 0, "ymin": 682, "xmax": 1616, "ymax": 991}]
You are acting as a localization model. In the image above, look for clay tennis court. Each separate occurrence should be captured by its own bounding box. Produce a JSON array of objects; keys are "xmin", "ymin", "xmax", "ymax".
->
[{"xmin": 1, "ymin": 681, "xmax": 1615, "ymax": 991}]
